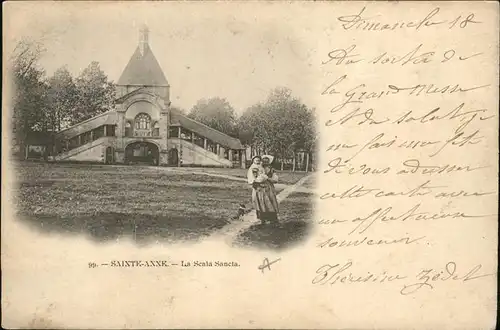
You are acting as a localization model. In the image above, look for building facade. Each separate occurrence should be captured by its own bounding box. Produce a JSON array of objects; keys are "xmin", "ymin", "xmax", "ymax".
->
[{"xmin": 51, "ymin": 26, "xmax": 245, "ymax": 168}]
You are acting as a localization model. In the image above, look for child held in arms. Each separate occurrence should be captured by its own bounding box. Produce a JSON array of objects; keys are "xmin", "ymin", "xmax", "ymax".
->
[{"xmin": 247, "ymin": 156, "xmax": 267, "ymax": 188}]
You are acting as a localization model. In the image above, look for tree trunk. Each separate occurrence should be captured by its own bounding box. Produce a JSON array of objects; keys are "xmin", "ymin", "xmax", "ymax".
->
[
  {"xmin": 281, "ymin": 158, "xmax": 284, "ymax": 171},
  {"xmin": 292, "ymin": 152, "xmax": 296, "ymax": 172},
  {"xmin": 22, "ymin": 123, "xmax": 29, "ymax": 160},
  {"xmin": 305, "ymin": 153, "xmax": 310, "ymax": 172}
]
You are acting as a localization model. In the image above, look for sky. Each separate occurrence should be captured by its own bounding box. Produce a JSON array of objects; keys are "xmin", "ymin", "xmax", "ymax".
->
[{"xmin": 5, "ymin": 2, "xmax": 318, "ymax": 114}]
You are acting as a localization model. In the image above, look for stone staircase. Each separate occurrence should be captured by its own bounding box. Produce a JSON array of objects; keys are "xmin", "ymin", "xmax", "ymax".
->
[
  {"xmin": 52, "ymin": 137, "xmax": 113, "ymax": 162},
  {"xmin": 172, "ymin": 139, "xmax": 234, "ymax": 167}
]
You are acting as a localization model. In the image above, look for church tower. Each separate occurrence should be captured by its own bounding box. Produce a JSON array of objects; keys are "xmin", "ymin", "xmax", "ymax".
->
[
  {"xmin": 116, "ymin": 25, "xmax": 170, "ymax": 104},
  {"xmin": 113, "ymin": 25, "xmax": 171, "ymax": 166}
]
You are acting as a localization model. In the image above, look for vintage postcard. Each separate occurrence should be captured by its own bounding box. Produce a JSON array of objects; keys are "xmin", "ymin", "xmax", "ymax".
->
[{"xmin": 2, "ymin": 1, "xmax": 498, "ymax": 329}]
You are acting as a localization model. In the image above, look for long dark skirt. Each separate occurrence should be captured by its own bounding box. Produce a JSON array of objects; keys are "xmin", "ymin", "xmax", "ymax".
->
[{"xmin": 252, "ymin": 181, "xmax": 279, "ymax": 224}]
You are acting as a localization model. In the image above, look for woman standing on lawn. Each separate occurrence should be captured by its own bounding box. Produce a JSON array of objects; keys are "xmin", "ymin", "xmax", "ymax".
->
[{"xmin": 247, "ymin": 155, "xmax": 279, "ymax": 225}]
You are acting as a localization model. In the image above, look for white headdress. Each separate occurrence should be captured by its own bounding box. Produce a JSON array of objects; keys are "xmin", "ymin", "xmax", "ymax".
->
[{"xmin": 262, "ymin": 154, "xmax": 274, "ymax": 164}]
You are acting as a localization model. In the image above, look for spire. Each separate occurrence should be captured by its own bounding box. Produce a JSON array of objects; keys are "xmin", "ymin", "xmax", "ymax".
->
[
  {"xmin": 117, "ymin": 24, "xmax": 168, "ymax": 86},
  {"xmin": 139, "ymin": 24, "xmax": 149, "ymax": 56}
]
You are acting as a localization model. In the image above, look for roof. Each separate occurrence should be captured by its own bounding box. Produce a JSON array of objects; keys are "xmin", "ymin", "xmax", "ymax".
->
[
  {"xmin": 117, "ymin": 44, "xmax": 169, "ymax": 86},
  {"xmin": 170, "ymin": 109, "xmax": 244, "ymax": 150},
  {"xmin": 53, "ymin": 108, "xmax": 243, "ymax": 149},
  {"xmin": 115, "ymin": 87, "xmax": 157, "ymax": 104},
  {"xmin": 55, "ymin": 111, "xmax": 118, "ymax": 140}
]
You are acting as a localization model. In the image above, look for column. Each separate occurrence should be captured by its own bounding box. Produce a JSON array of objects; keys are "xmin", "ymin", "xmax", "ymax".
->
[
  {"xmin": 228, "ymin": 149, "xmax": 233, "ymax": 161},
  {"xmin": 178, "ymin": 126, "xmax": 181, "ymax": 138},
  {"xmin": 240, "ymin": 150, "xmax": 246, "ymax": 169},
  {"xmin": 159, "ymin": 151, "xmax": 169, "ymax": 166},
  {"xmin": 216, "ymin": 144, "xmax": 220, "ymax": 156},
  {"xmin": 104, "ymin": 125, "xmax": 108, "ymax": 137},
  {"xmin": 159, "ymin": 111, "xmax": 169, "ymax": 154},
  {"xmin": 90, "ymin": 130, "xmax": 94, "ymax": 141},
  {"xmin": 78, "ymin": 135, "xmax": 82, "ymax": 146},
  {"xmin": 65, "ymin": 140, "xmax": 69, "ymax": 151},
  {"xmin": 203, "ymin": 138, "xmax": 207, "ymax": 150},
  {"xmin": 178, "ymin": 147, "xmax": 181, "ymax": 167},
  {"xmin": 191, "ymin": 132, "xmax": 194, "ymax": 144}
]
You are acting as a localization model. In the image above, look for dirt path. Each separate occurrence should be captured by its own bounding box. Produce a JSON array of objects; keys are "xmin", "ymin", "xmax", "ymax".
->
[
  {"xmin": 275, "ymin": 174, "xmax": 312, "ymax": 203},
  {"xmin": 206, "ymin": 173, "xmax": 315, "ymax": 244}
]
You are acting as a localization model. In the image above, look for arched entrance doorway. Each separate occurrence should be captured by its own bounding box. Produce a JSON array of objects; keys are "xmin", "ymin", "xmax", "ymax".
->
[
  {"xmin": 168, "ymin": 148, "xmax": 179, "ymax": 166},
  {"xmin": 125, "ymin": 141, "xmax": 159, "ymax": 166}
]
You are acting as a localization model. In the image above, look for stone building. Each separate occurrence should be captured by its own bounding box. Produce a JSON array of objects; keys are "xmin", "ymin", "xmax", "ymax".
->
[{"xmin": 51, "ymin": 26, "xmax": 245, "ymax": 168}]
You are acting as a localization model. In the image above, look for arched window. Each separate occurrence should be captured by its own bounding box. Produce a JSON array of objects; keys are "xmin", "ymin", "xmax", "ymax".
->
[
  {"xmin": 134, "ymin": 113, "xmax": 152, "ymax": 136},
  {"xmin": 153, "ymin": 121, "xmax": 160, "ymax": 137},
  {"xmin": 135, "ymin": 113, "xmax": 151, "ymax": 130}
]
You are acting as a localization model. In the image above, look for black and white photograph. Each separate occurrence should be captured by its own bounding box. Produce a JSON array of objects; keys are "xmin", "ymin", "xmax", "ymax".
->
[{"xmin": 8, "ymin": 11, "xmax": 317, "ymax": 250}]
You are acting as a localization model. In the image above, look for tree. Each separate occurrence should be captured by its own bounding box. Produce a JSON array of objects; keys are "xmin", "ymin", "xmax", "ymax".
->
[
  {"xmin": 9, "ymin": 38, "xmax": 46, "ymax": 80},
  {"xmin": 72, "ymin": 61, "xmax": 115, "ymax": 124},
  {"xmin": 9, "ymin": 38, "xmax": 48, "ymax": 155},
  {"xmin": 8, "ymin": 41, "xmax": 118, "ymax": 159},
  {"xmin": 237, "ymin": 103, "xmax": 271, "ymax": 156},
  {"xmin": 188, "ymin": 97, "xmax": 237, "ymax": 136},
  {"xmin": 47, "ymin": 66, "xmax": 78, "ymax": 131},
  {"xmin": 261, "ymin": 88, "xmax": 306, "ymax": 169},
  {"xmin": 239, "ymin": 87, "xmax": 317, "ymax": 170}
]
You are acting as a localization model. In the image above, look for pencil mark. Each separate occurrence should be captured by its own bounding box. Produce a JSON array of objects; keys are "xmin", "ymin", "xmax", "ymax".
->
[{"xmin": 258, "ymin": 257, "xmax": 281, "ymax": 273}]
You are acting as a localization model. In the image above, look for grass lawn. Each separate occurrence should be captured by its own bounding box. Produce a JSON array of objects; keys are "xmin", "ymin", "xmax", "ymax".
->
[
  {"xmin": 13, "ymin": 162, "xmax": 315, "ymax": 248},
  {"xmin": 235, "ymin": 191, "xmax": 315, "ymax": 250},
  {"xmin": 14, "ymin": 162, "xmax": 254, "ymax": 244},
  {"xmin": 189, "ymin": 167, "xmax": 311, "ymax": 185}
]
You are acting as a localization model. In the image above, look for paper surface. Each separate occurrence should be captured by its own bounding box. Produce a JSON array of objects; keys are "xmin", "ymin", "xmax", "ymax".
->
[{"xmin": 2, "ymin": 1, "xmax": 498, "ymax": 329}]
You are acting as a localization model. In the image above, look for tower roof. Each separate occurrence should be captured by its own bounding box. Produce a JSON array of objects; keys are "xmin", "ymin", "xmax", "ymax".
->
[{"xmin": 117, "ymin": 27, "xmax": 168, "ymax": 86}]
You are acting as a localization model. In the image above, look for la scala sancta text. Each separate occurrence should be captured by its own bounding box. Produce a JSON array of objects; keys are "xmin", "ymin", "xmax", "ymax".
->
[{"xmin": 181, "ymin": 260, "xmax": 240, "ymax": 267}]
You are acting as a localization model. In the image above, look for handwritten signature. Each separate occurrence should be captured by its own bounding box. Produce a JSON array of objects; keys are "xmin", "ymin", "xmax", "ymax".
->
[{"xmin": 312, "ymin": 261, "xmax": 495, "ymax": 295}]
